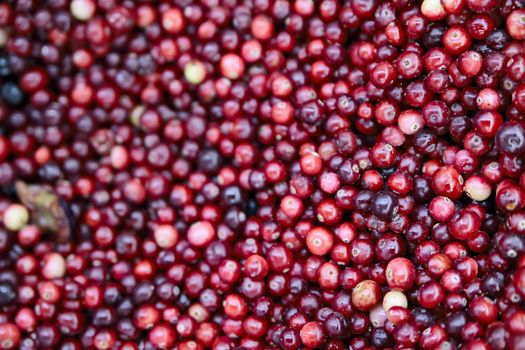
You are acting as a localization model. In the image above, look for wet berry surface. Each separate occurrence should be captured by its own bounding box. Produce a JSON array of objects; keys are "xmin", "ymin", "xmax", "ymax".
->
[{"xmin": 0, "ymin": 0, "xmax": 525, "ymax": 349}]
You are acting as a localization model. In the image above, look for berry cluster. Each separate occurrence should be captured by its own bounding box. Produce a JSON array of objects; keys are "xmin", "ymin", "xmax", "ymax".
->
[{"xmin": 0, "ymin": 0, "xmax": 525, "ymax": 349}]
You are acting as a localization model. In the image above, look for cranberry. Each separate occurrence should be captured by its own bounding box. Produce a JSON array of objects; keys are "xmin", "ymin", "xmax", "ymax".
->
[
  {"xmin": 0, "ymin": 323, "xmax": 20, "ymax": 349},
  {"xmin": 2, "ymin": 204, "xmax": 29, "ymax": 231},
  {"xmin": 418, "ymin": 281, "xmax": 445, "ymax": 309},
  {"xmin": 184, "ymin": 61, "xmax": 207, "ymax": 85},
  {"xmin": 448, "ymin": 209, "xmax": 482, "ymax": 241},
  {"xmin": 443, "ymin": 25, "xmax": 472, "ymax": 55},
  {"xmin": 398, "ymin": 110, "xmax": 424, "ymax": 135},
  {"xmin": 306, "ymin": 227, "xmax": 334, "ymax": 256},
  {"xmin": 369, "ymin": 305, "xmax": 388, "ymax": 328},
  {"xmin": 496, "ymin": 122, "xmax": 525, "ymax": 156},
  {"xmin": 429, "ymin": 196, "xmax": 455, "ymax": 222},
  {"xmin": 394, "ymin": 321, "xmax": 419, "ymax": 346},
  {"xmin": 386, "ymin": 258, "xmax": 416, "ymax": 291},
  {"xmin": 507, "ymin": 10, "xmax": 525, "ymax": 40},
  {"xmin": 431, "ymin": 165, "xmax": 464, "ymax": 200},
  {"xmin": 458, "ymin": 50, "xmax": 483, "ymax": 77},
  {"xmin": 469, "ymin": 296, "xmax": 498, "ymax": 325},
  {"xmin": 383, "ymin": 290, "xmax": 408, "ymax": 312},
  {"xmin": 299, "ymin": 321, "xmax": 326, "ymax": 348},
  {"xmin": 187, "ymin": 221, "xmax": 216, "ymax": 247},
  {"xmin": 149, "ymin": 324, "xmax": 176, "ymax": 349},
  {"xmin": 220, "ymin": 54, "xmax": 245, "ymax": 80},
  {"xmin": 421, "ymin": 0, "xmax": 446, "ymax": 20},
  {"xmin": 0, "ymin": 2, "xmax": 523, "ymax": 350},
  {"xmin": 352, "ymin": 280, "xmax": 381, "ymax": 311},
  {"xmin": 371, "ymin": 191, "xmax": 398, "ymax": 219}
]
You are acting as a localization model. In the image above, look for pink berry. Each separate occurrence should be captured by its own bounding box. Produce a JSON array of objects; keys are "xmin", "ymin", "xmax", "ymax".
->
[
  {"xmin": 187, "ymin": 221, "xmax": 215, "ymax": 247},
  {"xmin": 42, "ymin": 253, "xmax": 66, "ymax": 280},
  {"xmin": 220, "ymin": 54, "xmax": 245, "ymax": 80},
  {"xmin": 507, "ymin": 10, "xmax": 525, "ymax": 40},
  {"xmin": 153, "ymin": 225, "xmax": 179, "ymax": 249}
]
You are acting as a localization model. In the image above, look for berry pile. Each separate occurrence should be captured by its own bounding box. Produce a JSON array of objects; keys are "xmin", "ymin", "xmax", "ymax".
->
[{"xmin": 0, "ymin": 0, "xmax": 525, "ymax": 349}]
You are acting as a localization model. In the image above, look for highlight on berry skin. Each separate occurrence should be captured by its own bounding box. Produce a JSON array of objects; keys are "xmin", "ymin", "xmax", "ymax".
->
[{"xmin": 0, "ymin": 0, "xmax": 524, "ymax": 349}]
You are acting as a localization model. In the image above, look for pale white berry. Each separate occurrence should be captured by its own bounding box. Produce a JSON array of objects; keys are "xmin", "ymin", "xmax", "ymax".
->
[
  {"xmin": 184, "ymin": 61, "xmax": 207, "ymax": 85},
  {"xmin": 421, "ymin": 0, "xmax": 446, "ymax": 20},
  {"xmin": 3, "ymin": 204, "xmax": 29, "ymax": 231},
  {"xmin": 70, "ymin": 0, "xmax": 96, "ymax": 21},
  {"xmin": 383, "ymin": 290, "xmax": 408, "ymax": 311}
]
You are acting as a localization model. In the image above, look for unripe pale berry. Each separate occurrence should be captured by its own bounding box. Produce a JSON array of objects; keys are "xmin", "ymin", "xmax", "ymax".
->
[
  {"xmin": 70, "ymin": 0, "xmax": 96, "ymax": 21},
  {"xmin": 2, "ymin": 204, "xmax": 29, "ymax": 231},
  {"xmin": 421, "ymin": 0, "xmax": 446, "ymax": 20},
  {"xmin": 184, "ymin": 61, "xmax": 207, "ymax": 85},
  {"xmin": 464, "ymin": 175, "xmax": 492, "ymax": 201},
  {"xmin": 383, "ymin": 290, "xmax": 408, "ymax": 311}
]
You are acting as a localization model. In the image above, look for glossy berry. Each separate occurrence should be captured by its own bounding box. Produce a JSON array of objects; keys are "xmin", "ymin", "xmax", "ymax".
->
[
  {"xmin": 1, "ymin": 82, "xmax": 24, "ymax": 106},
  {"xmin": 300, "ymin": 322, "xmax": 326, "ymax": 348},
  {"xmin": 306, "ymin": 227, "xmax": 334, "ymax": 256},
  {"xmin": 0, "ymin": 2, "xmax": 522, "ymax": 350},
  {"xmin": 507, "ymin": 10, "xmax": 525, "ymax": 40},
  {"xmin": 2, "ymin": 204, "xmax": 29, "ymax": 231},
  {"xmin": 496, "ymin": 122, "xmax": 525, "ymax": 156},
  {"xmin": 386, "ymin": 258, "xmax": 416, "ymax": 291},
  {"xmin": 432, "ymin": 166, "xmax": 464, "ymax": 200},
  {"xmin": 352, "ymin": 280, "xmax": 381, "ymax": 311},
  {"xmin": 187, "ymin": 221, "xmax": 215, "ymax": 247}
]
